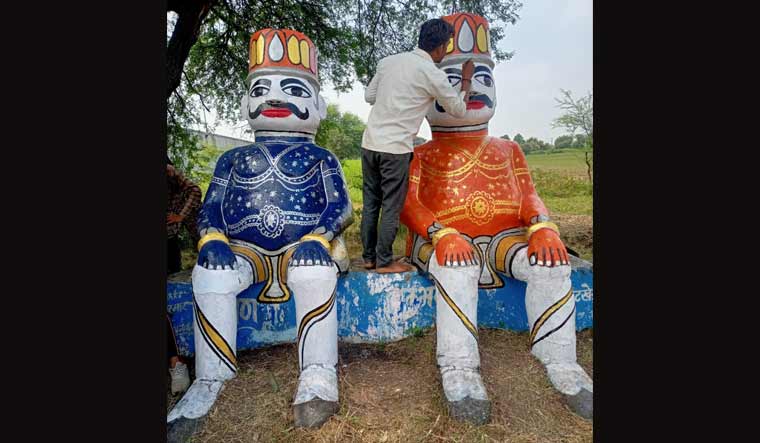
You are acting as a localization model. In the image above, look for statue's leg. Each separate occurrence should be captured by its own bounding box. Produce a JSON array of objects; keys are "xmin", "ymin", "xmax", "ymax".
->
[
  {"xmin": 167, "ymin": 256, "xmax": 253, "ymax": 425},
  {"xmin": 287, "ymin": 262, "xmax": 340, "ymax": 428},
  {"xmin": 510, "ymin": 247, "xmax": 593, "ymax": 419},
  {"xmin": 429, "ymin": 252, "xmax": 491, "ymax": 425}
]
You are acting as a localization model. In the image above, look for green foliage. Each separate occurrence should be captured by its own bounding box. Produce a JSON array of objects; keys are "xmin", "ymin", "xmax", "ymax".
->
[
  {"xmin": 512, "ymin": 133, "xmax": 525, "ymax": 145},
  {"xmin": 168, "ymin": 1, "xmax": 524, "ymax": 150},
  {"xmin": 500, "ymin": 134, "xmax": 510, "ymax": 140},
  {"xmin": 407, "ymin": 326, "xmax": 426, "ymax": 338},
  {"xmin": 316, "ymin": 104, "xmax": 366, "ymax": 160},
  {"xmin": 340, "ymin": 158, "xmax": 364, "ymax": 203},
  {"xmin": 521, "ymin": 137, "xmax": 553, "ymax": 154},
  {"xmin": 554, "ymin": 134, "xmax": 574, "ymax": 149},
  {"xmin": 573, "ymin": 133, "xmax": 589, "ymax": 149},
  {"xmin": 552, "ymin": 89, "xmax": 593, "ymax": 144}
]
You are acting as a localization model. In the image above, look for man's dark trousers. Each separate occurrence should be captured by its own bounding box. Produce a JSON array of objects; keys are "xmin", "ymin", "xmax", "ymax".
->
[{"xmin": 361, "ymin": 148, "xmax": 413, "ymax": 268}]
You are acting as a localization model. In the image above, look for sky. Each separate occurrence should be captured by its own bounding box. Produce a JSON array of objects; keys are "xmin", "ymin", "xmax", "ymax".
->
[{"xmin": 188, "ymin": 0, "xmax": 592, "ymax": 143}]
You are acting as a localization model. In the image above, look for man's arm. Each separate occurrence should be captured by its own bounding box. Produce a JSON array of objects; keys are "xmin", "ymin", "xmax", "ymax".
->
[
  {"xmin": 425, "ymin": 65, "xmax": 469, "ymax": 118},
  {"xmin": 364, "ymin": 60, "xmax": 384, "ymax": 105}
]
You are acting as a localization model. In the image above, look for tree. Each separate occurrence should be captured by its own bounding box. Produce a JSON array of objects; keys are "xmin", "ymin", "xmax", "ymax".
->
[
  {"xmin": 572, "ymin": 134, "xmax": 588, "ymax": 149},
  {"xmin": 315, "ymin": 104, "xmax": 366, "ymax": 159},
  {"xmin": 500, "ymin": 134, "xmax": 510, "ymax": 140},
  {"xmin": 513, "ymin": 133, "xmax": 526, "ymax": 145},
  {"xmin": 552, "ymin": 89, "xmax": 593, "ymax": 182},
  {"xmin": 554, "ymin": 134, "xmax": 574, "ymax": 149},
  {"xmin": 166, "ymin": 1, "xmax": 524, "ymax": 168}
]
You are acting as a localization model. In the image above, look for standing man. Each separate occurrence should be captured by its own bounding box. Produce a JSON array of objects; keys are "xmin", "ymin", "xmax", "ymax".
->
[{"xmin": 361, "ymin": 18, "xmax": 474, "ymax": 273}]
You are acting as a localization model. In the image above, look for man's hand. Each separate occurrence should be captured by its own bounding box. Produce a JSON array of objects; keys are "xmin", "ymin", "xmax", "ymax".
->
[
  {"xmin": 167, "ymin": 213, "xmax": 184, "ymax": 224},
  {"xmin": 435, "ymin": 233, "xmax": 479, "ymax": 267},
  {"xmin": 527, "ymin": 229, "xmax": 569, "ymax": 267},
  {"xmin": 461, "ymin": 59, "xmax": 475, "ymax": 92}
]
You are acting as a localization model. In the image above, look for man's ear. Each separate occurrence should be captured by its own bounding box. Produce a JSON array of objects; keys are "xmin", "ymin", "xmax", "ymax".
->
[
  {"xmin": 240, "ymin": 94, "xmax": 248, "ymax": 121},
  {"xmin": 318, "ymin": 95, "xmax": 327, "ymax": 120}
]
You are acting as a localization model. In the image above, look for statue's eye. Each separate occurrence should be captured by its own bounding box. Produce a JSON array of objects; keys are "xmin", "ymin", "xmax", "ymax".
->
[
  {"xmin": 447, "ymin": 75, "xmax": 462, "ymax": 86},
  {"xmin": 251, "ymin": 86, "xmax": 269, "ymax": 97},
  {"xmin": 282, "ymin": 85, "xmax": 312, "ymax": 98},
  {"xmin": 475, "ymin": 74, "xmax": 493, "ymax": 87}
]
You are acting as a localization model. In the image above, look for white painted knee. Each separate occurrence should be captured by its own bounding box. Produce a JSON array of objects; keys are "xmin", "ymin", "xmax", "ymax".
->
[
  {"xmin": 511, "ymin": 248, "xmax": 571, "ymax": 283},
  {"xmin": 287, "ymin": 263, "xmax": 338, "ymax": 288},
  {"xmin": 192, "ymin": 256, "xmax": 253, "ymax": 295}
]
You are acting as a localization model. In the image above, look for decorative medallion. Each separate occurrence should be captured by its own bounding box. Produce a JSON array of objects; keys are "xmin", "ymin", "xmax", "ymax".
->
[
  {"xmin": 258, "ymin": 205, "xmax": 286, "ymax": 238},
  {"xmin": 465, "ymin": 191, "xmax": 495, "ymax": 225}
]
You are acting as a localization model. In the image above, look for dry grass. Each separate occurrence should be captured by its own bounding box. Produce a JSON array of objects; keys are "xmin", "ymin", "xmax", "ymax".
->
[{"xmin": 171, "ymin": 329, "xmax": 592, "ymax": 442}]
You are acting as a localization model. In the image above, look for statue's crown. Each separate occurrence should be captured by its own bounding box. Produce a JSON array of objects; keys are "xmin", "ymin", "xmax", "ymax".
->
[
  {"xmin": 441, "ymin": 13, "xmax": 493, "ymax": 68},
  {"xmin": 248, "ymin": 29, "xmax": 318, "ymax": 86}
]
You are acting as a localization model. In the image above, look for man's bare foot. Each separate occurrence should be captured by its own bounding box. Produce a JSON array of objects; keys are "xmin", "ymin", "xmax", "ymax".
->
[
  {"xmin": 375, "ymin": 261, "xmax": 415, "ymax": 274},
  {"xmin": 360, "ymin": 261, "xmax": 375, "ymax": 270}
]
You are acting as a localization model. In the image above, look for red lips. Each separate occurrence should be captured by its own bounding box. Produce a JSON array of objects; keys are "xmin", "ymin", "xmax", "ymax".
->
[
  {"xmin": 261, "ymin": 108, "xmax": 293, "ymax": 118},
  {"xmin": 466, "ymin": 101, "xmax": 485, "ymax": 110}
]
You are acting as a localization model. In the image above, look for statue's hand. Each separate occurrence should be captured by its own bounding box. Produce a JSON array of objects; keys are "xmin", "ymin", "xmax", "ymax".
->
[
  {"xmin": 435, "ymin": 233, "xmax": 479, "ymax": 267},
  {"xmin": 290, "ymin": 240, "xmax": 333, "ymax": 267},
  {"xmin": 527, "ymin": 229, "xmax": 569, "ymax": 267},
  {"xmin": 197, "ymin": 240, "xmax": 237, "ymax": 270}
]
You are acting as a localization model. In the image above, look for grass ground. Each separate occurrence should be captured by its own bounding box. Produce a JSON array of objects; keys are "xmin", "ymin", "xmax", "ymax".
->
[{"xmin": 170, "ymin": 329, "xmax": 593, "ymax": 443}]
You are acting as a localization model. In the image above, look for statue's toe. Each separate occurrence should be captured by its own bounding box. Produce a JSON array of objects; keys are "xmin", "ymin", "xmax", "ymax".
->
[
  {"xmin": 293, "ymin": 398, "xmax": 339, "ymax": 428},
  {"xmin": 167, "ymin": 416, "xmax": 205, "ymax": 443},
  {"xmin": 564, "ymin": 388, "xmax": 593, "ymax": 420},
  {"xmin": 447, "ymin": 396, "xmax": 491, "ymax": 426}
]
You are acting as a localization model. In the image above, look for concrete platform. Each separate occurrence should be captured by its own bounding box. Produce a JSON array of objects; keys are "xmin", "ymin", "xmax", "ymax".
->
[{"xmin": 167, "ymin": 257, "xmax": 593, "ymax": 357}]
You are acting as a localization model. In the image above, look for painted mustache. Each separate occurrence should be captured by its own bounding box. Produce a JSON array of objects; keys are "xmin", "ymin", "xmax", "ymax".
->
[
  {"xmin": 249, "ymin": 101, "xmax": 310, "ymax": 120},
  {"xmin": 435, "ymin": 94, "xmax": 493, "ymax": 113}
]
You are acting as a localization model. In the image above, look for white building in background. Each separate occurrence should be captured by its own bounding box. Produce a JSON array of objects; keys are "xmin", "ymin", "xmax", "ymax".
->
[{"xmin": 188, "ymin": 129, "xmax": 253, "ymax": 152}]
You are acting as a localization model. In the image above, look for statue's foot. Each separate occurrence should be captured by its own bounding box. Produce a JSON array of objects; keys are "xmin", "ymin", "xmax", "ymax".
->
[
  {"xmin": 440, "ymin": 366, "xmax": 491, "ymax": 425},
  {"xmin": 544, "ymin": 362, "xmax": 593, "ymax": 420},
  {"xmin": 167, "ymin": 379, "xmax": 225, "ymax": 442},
  {"xmin": 293, "ymin": 364, "xmax": 340, "ymax": 428},
  {"xmin": 294, "ymin": 398, "xmax": 340, "ymax": 428},
  {"xmin": 448, "ymin": 397, "xmax": 491, "ymax": 426},
  {"xmin": 359, "ymin": 261, "xmax": 375, "ymax": 270},
  {"xmin": 564, "ymin": 388, "xmax": 593, "ymax": 420},
  {"xmin": 167, "ymin": 416, "xmax": 205, "ymax": 443}
]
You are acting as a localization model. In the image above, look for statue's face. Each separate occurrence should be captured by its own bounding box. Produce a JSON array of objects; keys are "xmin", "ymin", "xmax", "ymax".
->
[
  {"xmin": 241, "ymin": 73, "xmax": 326, "ymax": 134},
  {"xmin": 426, "ymin": 61, "xmax": 496, "ymax": 128}
]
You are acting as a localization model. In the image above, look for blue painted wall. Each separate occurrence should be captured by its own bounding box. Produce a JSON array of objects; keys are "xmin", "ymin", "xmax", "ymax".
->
[{"xmin": 168, "ymin": 265, "xmax": 593, "ymax": 357}]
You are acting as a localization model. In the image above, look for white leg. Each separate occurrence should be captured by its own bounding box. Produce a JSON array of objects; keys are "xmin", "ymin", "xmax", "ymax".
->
[
  {"xmin": 288, "ymin": 264, "xmax": 339, "ymax": 405},
  {"xmin": 167, "ymin": 256, "xmax": 253, "ymax": 423},
  {"xmin": 511, "ymin": 248, "xmax": 592, "ymax": 396},
  {"xmin": 429, "ymin": 253, "xmax": 488, "ymax": 403}
]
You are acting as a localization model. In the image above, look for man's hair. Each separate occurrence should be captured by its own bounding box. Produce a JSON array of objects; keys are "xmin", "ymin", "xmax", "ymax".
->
[{"xmin": 418, "ymin": 19, "xmax": 454, "ymax": 52}]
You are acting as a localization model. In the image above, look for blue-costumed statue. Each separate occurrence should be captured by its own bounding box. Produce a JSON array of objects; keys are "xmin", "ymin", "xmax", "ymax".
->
[{"xmin": 168, "ymin": 28, "xmax": 353, "ymax": 430}]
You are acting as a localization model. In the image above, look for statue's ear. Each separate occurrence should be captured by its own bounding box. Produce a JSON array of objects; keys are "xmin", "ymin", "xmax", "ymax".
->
[
  {"xmin": 240, "ymin": 94, "xmax": 248, "ymax": 121},
  {"xmin": 318, "ymin": 94, "xmax": 327, "ymax": 120}
]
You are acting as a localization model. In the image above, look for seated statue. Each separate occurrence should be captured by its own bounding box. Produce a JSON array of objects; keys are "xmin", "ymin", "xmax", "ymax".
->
[
  {"xmin": 400, "ymin": 13, "xmax": 593, "ymax": 423},
  {"xmin": 168, "ymin": 28, "xmax": 353, "ymax": 430}
]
